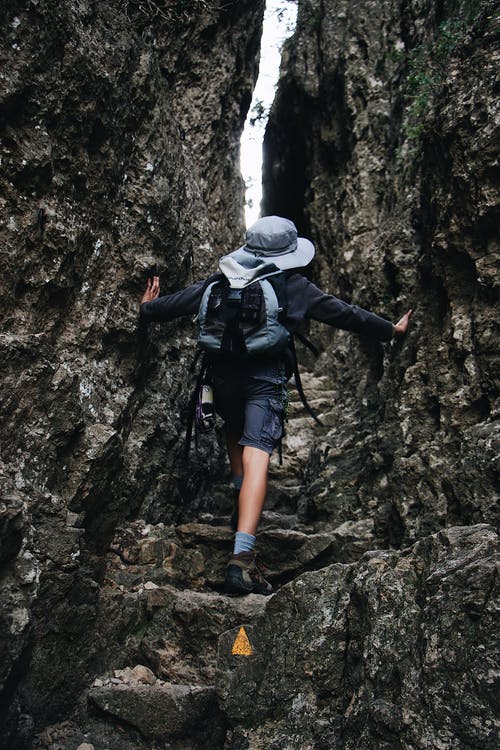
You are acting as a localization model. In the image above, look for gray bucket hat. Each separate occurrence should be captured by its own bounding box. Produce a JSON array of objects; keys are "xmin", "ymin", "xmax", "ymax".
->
[{"xmin": 219, "ymin": 216, "xmax": 315, "ymax": 289}]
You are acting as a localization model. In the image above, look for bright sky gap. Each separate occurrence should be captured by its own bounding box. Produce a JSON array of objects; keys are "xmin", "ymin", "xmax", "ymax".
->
[{"xmin": 240, "ymin": 1, "xmax": 298, "ymax": 228}]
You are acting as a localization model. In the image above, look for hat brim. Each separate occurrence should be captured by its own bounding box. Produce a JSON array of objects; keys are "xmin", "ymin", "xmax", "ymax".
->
[{"xmin": 241, "ymin": 236, "xmax": 315, "ymax": 270}]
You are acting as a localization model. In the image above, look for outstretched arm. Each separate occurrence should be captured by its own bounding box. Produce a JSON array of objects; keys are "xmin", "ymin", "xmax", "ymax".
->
[
  {"xmin": 287, "ymin": 276, "xmax": 412, "ymax": 342},
  {"xmin": 139, "ymin": 276, "xmax": 206, "ymax": 324}
]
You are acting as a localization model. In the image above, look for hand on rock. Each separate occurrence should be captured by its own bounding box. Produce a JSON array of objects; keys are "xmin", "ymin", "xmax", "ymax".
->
[
  {"xmin": 393, "ymin": 309, "xmax": 413, "ymax": 337},
  {"xmin": 141, "ymin": 275, "xmax": 160, "ymax": 305}
]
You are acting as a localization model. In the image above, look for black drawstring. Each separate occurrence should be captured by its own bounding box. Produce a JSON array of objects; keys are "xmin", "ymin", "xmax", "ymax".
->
[
  {"xmin": 289, "ymin": 337, "xmax": 323, "ymax": 426},
  {"xmin": 294, "ymin": 330, "xmax": 320, "ymax": 357},
  {"xmin": 184, "ymin": 351, "xmax": 207, "ymax": 459}
]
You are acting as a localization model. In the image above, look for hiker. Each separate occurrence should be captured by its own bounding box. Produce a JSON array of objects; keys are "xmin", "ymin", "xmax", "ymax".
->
[{"xmin": 139, "ymin": 216, "xmax": 412, "ymax": 596}]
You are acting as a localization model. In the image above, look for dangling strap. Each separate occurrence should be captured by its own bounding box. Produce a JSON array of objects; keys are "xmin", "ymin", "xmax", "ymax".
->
[
  {"xmin": 294, "ymin": 330, "xmax": 320, "ymax": 357},
  {"xmin": 184, "ymin": 351, "xmax": 207, "ymax": 458},
  {"xmin": 278, "ymin": 436, "xmax": 283, "ymax": 466},
  {"xmin": 289, "ymin": 336, "xmax": 323, "ymax": 425}
]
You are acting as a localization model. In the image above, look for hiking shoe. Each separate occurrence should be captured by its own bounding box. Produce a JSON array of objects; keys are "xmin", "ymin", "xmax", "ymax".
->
[
  {"xmin": 230, "ymin": 488, "xmax": 239, "ymax": 532},
  {"xmin": 225, "ymin": 551, "xmax": 273, "ymax": 596}
]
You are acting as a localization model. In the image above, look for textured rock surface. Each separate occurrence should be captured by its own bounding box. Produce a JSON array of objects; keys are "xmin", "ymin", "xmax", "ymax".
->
[
  {"xmin": 88, "ymin": 682, "xmax": 224, "ymax": 744},
  {"xmin": 0, "ymin": 474, "xmax": 40, "ymax": 748},
  {"xmin": 263, "ymin": 0, "xmax": 499, "ymax": 546},
  {"xmin": 0, "ymin": 1, "xmax": 264, "ymax": 746},
  {"xmin": 217, "ymin": 525, "xmax": 499, "ymax": 749},
  {"xmin": 0, "ymin": 0, "xmax": 264, "ymax": 539}
]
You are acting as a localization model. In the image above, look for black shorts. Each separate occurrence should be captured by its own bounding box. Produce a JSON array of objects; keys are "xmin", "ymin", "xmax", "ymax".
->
[{"xmin": 210, "ymin": 357, "xmax": 288, "ymax": 454}]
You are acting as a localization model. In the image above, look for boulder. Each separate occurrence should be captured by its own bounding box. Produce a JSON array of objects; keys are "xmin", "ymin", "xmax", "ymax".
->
[
  {"xmin": 217, "ymin": 525, "xmax": 499, "ymax": 749},
  {"xmin": 89, "ymin": 682, "xmax": 225, "ymax": 744}
]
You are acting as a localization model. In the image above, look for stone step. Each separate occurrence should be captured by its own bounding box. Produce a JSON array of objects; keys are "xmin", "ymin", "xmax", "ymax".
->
[
  {"xmin": 105, "ymin": 517, "xmax": 379, "ymax": 596},
  {"xmin": 289, "ymin": 373, "xmax": 332, "ymax": 390},
  {"xmin": 287, "ymin": 392, "xmax": 338, "ymax": 412},
  {"xmin": 98, "ymin": 581, "xmax": 270, "ymax": 686},
  {"xmin": 88, "ymin": 680, "xmax": 225, "ymax": 746},
  {"xmin": 137, "ymin": 586, "xmax": 268, "ymax": 684},
  {"xmin": 201, "ymin": 478, "xmax": 302, "ymax": 517},
  {"xmin": 199, "ymin": 510, "xmax": 301, "ymax": 530}
]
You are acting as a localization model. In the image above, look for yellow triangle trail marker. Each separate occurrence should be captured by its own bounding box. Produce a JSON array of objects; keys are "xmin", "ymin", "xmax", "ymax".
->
[{"xmin": 231, "ymin": 626, "xmax": 253, "ymax": 656}]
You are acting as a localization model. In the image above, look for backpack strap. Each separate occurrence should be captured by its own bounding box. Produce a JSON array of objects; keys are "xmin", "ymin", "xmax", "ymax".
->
[
  {"xmin": 184, "ymin": 350, "xmax": 208, "ymax": 459},
  {"xmin": 289, "ymin": 336, "xmax": 323, "ymax": 426},
  {"xmin": 199, "ymin": 271, "xmax": 224, "ymax": 298},
  {"xmin": 294, "ymin": 330, "xmax": 320, "ymax": 357}
]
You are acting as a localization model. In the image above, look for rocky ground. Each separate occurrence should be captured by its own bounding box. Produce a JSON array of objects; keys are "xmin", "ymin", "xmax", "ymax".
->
[
  {"xmin": 28, "ymin": 372, "xmax": 348, "ymax": 749},
  {"xmin": 26, "ymin": 377, "xmax": 499, "ymax": 750}
]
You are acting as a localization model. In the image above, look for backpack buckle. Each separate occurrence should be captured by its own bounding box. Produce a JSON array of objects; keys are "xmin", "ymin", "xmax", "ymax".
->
[{"xmin": 227, "ymin": 289, "xmax": 242, "ymax": 306}]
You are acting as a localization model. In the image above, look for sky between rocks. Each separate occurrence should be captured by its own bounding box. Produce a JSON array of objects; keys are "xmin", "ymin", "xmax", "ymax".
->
[{"xmin": 240, "ymin": 0, "xmax": 298, "ymax": 227}]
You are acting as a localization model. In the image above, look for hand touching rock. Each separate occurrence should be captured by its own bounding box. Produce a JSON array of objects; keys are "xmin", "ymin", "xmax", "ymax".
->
[
  {"xmin": 141, "ymin": 276, "xmax": 160, "ymax": 305},
  {"xmin": 393, "ymin": 309, "xmax": 413, "ymax": 338}
]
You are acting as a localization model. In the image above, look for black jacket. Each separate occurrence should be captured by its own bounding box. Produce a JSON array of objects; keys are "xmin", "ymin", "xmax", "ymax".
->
[{"xmin": 139, "ymin": 273, "xmax": 394, "ymax": 342}]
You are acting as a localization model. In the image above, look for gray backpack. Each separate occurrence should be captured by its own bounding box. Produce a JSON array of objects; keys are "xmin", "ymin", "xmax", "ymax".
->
[
  {"xmin": 197, "ymin": 272, "xmax": 290, "ymax": 358},
  {"xmin": 184, "ymin": 271, "xmax": 321, "ymax": 460}
]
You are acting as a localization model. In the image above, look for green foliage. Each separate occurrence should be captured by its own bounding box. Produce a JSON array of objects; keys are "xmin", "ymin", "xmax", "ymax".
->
[
  {"xmin": 249, "ymin": 99, "xmax": 269, "ymax": 127},
  {"xmin": 399, "ymin": 0, "xmax": 490, "ymax": 155},
  {"xmin": 301, "ymin": 1, "xmax": 322, "ymax": 33},
  {"xmin": 275, "ymin": 1, "xmax": 298, "ymax": 28},
  {"xmin": 387, "ymin": 46, "xmax": 406, "ymax": 64}
]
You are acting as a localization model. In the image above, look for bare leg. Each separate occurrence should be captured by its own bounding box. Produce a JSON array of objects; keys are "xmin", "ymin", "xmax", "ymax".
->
[
  {"xmin": 237, "ymin": 446, "xmax": 270, "ymax": 536},
  {"xmin": 226, "ymin": 430, "xmax": 243, "ymax": 477}
]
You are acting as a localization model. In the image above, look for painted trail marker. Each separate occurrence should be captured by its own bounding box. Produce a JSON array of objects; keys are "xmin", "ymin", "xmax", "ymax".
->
[{"xmin": 232, "ymin": 626, "xmax": 253, "ymax": 656}]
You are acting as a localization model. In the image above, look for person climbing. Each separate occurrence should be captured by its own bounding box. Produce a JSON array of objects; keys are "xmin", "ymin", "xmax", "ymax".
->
[{"xmin": 139, "ymin": 215, "xmax": 412, "ymax": 596}]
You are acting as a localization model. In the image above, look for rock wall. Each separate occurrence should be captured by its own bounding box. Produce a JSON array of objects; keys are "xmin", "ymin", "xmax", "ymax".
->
[
  {"xmin": 0, "ymin": 0, "xmax": 264, "ymax": 745},
  {"xmin": 263, "ymin": 0, "xmax": 498, "ymax": 547}
]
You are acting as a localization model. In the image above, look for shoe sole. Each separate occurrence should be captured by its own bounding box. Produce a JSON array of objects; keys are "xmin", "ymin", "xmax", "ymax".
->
[
  {"xmin": 225, "ymin": 586, "xmax": 273, "ymax": 597},
  {"xmin": 225, "ymin": 579, "xmax": 273, "ymax": 597}
]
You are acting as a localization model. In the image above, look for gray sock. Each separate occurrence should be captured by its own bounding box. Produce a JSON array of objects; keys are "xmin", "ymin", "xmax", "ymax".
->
[{"xmin": 234, "ymin": 531, "xmax": 255, "ymax": 554}]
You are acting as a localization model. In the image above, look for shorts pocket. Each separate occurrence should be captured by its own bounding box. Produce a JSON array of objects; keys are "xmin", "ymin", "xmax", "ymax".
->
[{"xmin": 261, "ymin": 398, "xmax": 284, "ymax": 445}]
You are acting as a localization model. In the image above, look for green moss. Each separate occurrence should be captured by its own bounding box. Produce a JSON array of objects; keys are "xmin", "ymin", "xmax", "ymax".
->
[
  {"xmin": 387, "ymin": 46, "xmax": 406, "ymax": 64},
  {"xmin": 249, "ymin": 98, "xmax": 269, "ymax": 127},
  {"xmin": 401, "ymin": 0, "xmax": 490, "ymax": 148}
]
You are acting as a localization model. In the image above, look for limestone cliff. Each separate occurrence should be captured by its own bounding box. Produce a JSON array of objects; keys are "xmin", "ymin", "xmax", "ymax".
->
[
  {"xmin": 0, "ymin": 1, "xmax": 264, "ymax": 745},
  {"xmin": 263, "ymin": 0, "xmax": 498, "ymax": 547}
]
